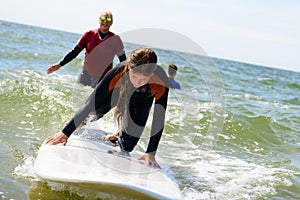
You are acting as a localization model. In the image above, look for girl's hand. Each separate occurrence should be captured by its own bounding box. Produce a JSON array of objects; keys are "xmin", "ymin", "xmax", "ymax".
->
[
  {"xmin": 45, "ymin": 132, "xmax": 68, "ymax": 145},
  {"xmin": 138, "ymin": 153, "xmax": 161, "ymax": 169}
]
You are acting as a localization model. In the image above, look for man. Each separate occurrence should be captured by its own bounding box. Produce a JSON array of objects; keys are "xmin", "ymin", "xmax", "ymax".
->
[{"xmin": 46, "ymin": 11, "xmax": 126, "ymax": 88}]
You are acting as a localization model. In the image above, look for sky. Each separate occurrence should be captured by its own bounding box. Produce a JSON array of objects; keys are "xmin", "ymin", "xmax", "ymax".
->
[{"xmin": 0, "ymin": 0, "xmax": 299, "ymax": 72}]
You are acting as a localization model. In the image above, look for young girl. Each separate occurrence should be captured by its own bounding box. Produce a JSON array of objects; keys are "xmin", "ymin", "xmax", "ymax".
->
[{"xmin": 45, "ymin": 48, "xmax": 169, "ymax": 168}]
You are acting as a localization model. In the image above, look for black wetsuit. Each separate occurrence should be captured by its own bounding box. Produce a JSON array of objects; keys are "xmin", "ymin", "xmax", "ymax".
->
[{"xmin": 62, "ymin": 62, "xmax": 169, "ymax": 154}]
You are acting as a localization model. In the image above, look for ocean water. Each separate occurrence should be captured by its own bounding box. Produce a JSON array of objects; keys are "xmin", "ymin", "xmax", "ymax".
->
[{"xmin": 1, "ymin": 20, "xmax": 300, "ymax": 200}]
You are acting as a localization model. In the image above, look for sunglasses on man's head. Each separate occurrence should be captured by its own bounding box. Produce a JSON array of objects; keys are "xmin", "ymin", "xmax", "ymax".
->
[{"xmin": 100, "ymin": 16, "xmax": 112, "ymax": 22}]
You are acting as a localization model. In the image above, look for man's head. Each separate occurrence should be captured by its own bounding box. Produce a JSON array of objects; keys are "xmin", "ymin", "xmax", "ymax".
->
[{"xmin": 99, "ymin": 11, "xmax": 113, "ymax": 33}]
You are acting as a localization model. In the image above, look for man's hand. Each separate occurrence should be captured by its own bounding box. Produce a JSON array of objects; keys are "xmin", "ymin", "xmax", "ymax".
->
[{"xmin": 46, "ymin": 63, "xmax": 61, "ymax": 74}]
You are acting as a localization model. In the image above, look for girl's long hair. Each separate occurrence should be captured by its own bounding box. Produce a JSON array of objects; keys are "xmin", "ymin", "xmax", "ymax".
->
[{"xmin": 114, "ymin": 48, "xmax": 157, "ymax": 130}]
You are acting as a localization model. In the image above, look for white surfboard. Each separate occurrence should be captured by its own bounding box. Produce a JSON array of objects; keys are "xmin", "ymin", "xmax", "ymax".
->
[{"xmin": 34, "ymin": 125, "xmax": 182, "ymax": 199}]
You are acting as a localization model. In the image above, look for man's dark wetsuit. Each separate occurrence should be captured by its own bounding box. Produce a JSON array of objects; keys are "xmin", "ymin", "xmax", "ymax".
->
[{"xmin": 62, "ymin": 62, "xmax": 169, "ymax": 154}]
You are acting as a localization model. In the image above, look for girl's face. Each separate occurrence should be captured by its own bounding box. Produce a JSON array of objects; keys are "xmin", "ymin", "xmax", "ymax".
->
[{"xmin": 129, "ymin": 70, "xmax": 153, "ymax": 88}]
